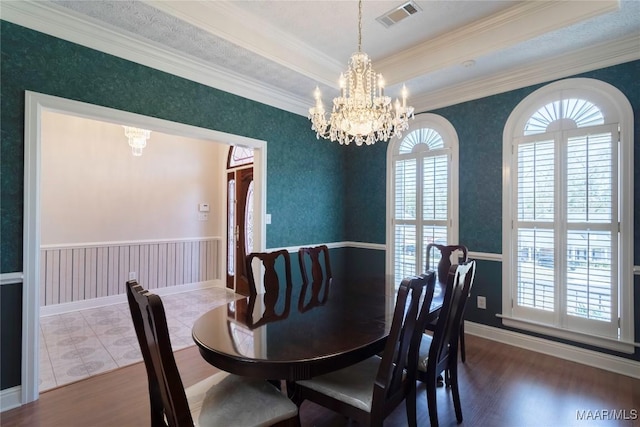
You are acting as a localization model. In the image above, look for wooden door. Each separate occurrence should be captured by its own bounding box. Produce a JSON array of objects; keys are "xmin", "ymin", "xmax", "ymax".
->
[{"xmin": 226, "ymin": 167, "xmax": 253, "ymax": 296}]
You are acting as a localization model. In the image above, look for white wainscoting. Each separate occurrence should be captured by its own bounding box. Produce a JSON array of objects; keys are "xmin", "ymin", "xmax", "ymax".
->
[{"xmin": 39, "ymin": 237, "xmax": 221, "ymax": 307}]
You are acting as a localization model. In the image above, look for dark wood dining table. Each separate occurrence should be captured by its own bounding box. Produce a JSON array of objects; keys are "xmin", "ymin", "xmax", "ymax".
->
[{"xmin": 192, "ymin": 278, "xmax": 443, "ymax": 381}]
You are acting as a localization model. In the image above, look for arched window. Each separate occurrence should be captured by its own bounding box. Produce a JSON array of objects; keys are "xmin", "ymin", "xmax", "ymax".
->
[
  {"xmin": 502, "ymin": 78, "xmax": 634, "ymax": 353},
  {"xmin": 227, "ymin": 145, "xmax": 254, "ymax": 168},
  {"xmin": 386, "ymin": 114, "xmax": 459, "ymax": 287}
]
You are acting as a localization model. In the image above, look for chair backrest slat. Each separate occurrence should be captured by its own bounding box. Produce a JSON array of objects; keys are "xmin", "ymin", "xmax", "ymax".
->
[
  {"xmin": 245, "ymin": 250, "xmax": 294, "ymax": 326},
  {"xmin": 246, "ymin": 249, "xmax": 293, "ymax": 296},
  {"xmin": 373, "ymin": 273, "xmax": 436, "ymax": 407},
  {"xmin": 298, "ymin": 245, "xmax": 332, "ymax": 287},
  {"xmin": 428, "ymin": 261, "xmax": 476, "ymax": 367},
  {"xmin": 126, "ymin": 280, "xmax": 192, "ymax": 427},
  {"xmin": 425, "ymin": 244, "xmax": 468, "ymax": 284},
  {"xmin": 298, "ymin": 245, "xmax": 332, "ymax": 311}
]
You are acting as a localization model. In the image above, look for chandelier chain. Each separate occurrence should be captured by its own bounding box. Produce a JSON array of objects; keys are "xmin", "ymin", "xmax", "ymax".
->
[{"xmin": 358, "ymin": 0, "xmax": 362, "ymax": 52}]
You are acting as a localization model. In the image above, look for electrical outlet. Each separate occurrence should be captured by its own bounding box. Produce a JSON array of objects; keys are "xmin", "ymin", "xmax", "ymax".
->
[
  {"xmin": 477, "ymin": 296, "xmax": 486, "ymax": 309},
  {"xmin": 129, "ymin": 272, "xmax": 136, "ymax": 280}
]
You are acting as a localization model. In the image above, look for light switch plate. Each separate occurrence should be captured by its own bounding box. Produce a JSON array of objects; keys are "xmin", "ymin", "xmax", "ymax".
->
[{"xmin": 477, "ymin": 296, "xmax": 486, "ymax": 309}]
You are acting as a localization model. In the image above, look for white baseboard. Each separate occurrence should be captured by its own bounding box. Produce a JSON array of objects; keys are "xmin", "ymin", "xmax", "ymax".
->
[
  {"xmin": 0, "ymin": 386, "xmax": 21, "ymax": 412},
  {"xmin": 40, "ymin": 279, "xmax": 225, "ymax": 316},
  {"xmin": 465, "ymin": 321, "xmax": 640, "ymax": 379}
]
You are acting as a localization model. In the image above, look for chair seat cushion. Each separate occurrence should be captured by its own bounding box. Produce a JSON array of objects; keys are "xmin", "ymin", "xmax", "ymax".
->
[
  {"xmin": 296, "ymin": 355, "xmax": 382, "ymax": 412},
  {"xmin": 187, "ymin": 371, "xmax": 298, "ymax": 427},
  {"xmin": 417, "ymin": 334, "xmax": 433, "ymax": 372}
]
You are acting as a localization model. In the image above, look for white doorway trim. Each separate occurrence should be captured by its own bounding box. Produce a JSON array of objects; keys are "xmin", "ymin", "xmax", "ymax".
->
[{"xmin": 22, "ymin": 91, "xmax": 268, "ymax": 403}]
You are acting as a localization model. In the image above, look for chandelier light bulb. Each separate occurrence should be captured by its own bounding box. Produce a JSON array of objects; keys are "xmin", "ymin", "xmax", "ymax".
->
[
  {"xmin": 339, "ymin": 73, "xmax": 347, "ymax": 97},
  {"xmin": 402, "ymin": 84, "xmax": 408, "ymax": 107},
  {"xmin": 377, "ymin": 74, "xmax": 385, "ymax": 97}
]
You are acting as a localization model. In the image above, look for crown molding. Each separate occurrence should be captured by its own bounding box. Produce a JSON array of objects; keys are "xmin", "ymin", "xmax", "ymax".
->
[
  {"xmin": 377, "ymin": 0, "xmax": 620, "ymax": 85},
  {"xmin": 1, "ymin": 1, "xmax": 635, "ymax": 119},
  {"xmin": 412, "ymin": 34, "xmax": 640, "ymax": 113},
  {"xmin": 142, "ymin": 0, "xmax": 343, "ymax": 86},
  {"xmin": 0, "ymin": 0, "xmax": 311, "ymax": 116}
]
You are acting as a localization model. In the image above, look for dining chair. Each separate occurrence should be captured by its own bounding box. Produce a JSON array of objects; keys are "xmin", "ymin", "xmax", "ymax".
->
[
  {"xmin": 290, "ymin": 273, "xmax": 436, "ymax": 427},
  {"xmin": 126, "ymin": 280, "xmax": 299, "ymax": 427},
  {"xmin": 297, "ymin": 245, "xmax": 332, "ymax": 311},
  {"xmin": 413, "ymin": 260, "xmax": 476, "ymax": 427},
  {"xmin": 425, "ymin": 243, "xmax": 470, "ymax": 362},
  {"xmin": 246, "ymin": 249, "xmax": 293, "ymax": 324},
  {"xmin": 246, "ymin": 249, "xmax": 293, "ymax": 295}
]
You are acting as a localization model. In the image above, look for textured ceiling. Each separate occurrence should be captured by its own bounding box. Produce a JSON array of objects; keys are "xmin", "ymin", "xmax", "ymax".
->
[{"xmin": 4, "ymin": 0, "xmax": 640, "ymax": 115}]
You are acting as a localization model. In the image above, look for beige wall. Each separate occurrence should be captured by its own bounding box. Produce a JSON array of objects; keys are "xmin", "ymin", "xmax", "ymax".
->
[{"xmin": 41, "ymin": 111, "xmax": 227, "ymax": 245}]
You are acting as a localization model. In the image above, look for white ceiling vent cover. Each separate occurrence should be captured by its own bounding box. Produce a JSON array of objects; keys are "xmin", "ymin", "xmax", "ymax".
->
[{"xmin": 376, "ymin": 1, "xmax": 422, "ymax": 28}]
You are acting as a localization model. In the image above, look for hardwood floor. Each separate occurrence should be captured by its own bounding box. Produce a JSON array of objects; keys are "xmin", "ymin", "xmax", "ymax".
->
[{"xmin": 2, "ymin": 335, "xmax": 638, "ymax": 426}]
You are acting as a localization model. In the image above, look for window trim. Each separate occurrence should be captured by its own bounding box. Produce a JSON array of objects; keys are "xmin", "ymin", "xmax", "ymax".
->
[
  {"xmin": 502, "ymin": 78, "xmax": 634, "ymax": 353},
  {"xmin": 386, "ymin": 113, "xmax": 460, "ymax": 287}
]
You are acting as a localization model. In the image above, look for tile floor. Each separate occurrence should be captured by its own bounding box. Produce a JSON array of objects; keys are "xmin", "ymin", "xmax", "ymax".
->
[{"xmin": 39, "ymin": 287, "xmax": 239, "ymax": 392}]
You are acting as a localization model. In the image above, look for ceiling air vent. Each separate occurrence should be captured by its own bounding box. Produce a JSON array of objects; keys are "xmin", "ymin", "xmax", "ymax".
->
[{"xmin": 376, "ymin": 1, "xmax": 422, "ymax": 28}]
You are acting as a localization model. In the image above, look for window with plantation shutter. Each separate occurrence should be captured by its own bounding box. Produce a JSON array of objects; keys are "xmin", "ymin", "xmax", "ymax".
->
[
  {"xmin": 387, "ymin": 114, "xmax": 459, "ymax": 288},
  {"xmin": 502, "ymin": 79, "xmax": 634, "ymax": 353}
]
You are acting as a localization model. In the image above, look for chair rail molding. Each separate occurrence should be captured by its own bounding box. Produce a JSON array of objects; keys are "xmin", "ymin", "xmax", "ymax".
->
[
  {"xmin": 0, "ymin": 272, "xmax": 23, "ymax": 286},
  {"xmin": 269, "ymin": 241, "xmax": 503, "ymax": 263},
  {"xmin": 269, "ymin": 241, "xmax": 386, "ymax": 253}
]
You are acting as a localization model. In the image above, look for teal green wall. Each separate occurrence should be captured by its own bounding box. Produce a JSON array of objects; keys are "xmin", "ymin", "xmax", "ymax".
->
[
  {"xmin": 1, "ymin": 18, "xmax": 638, "ymax": 392},
  {"xmin": 343, "ymin": 142, "xmax": 388, "ymax": 243},
  {"xmin": 344, "ymin": 60, "xmax": 640, "ymax": 362},
  {"xmin": 0, "ymin": 20, "xmax": 345, "ymax": 389}
]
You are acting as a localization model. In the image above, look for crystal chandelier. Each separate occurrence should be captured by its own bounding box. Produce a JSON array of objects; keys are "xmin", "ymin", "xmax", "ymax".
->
[
  {"xmin": 308, "ymin": 0, "xmax": 414, "ymax": 146},
  {"xmin": 122, "ymin": 126, "xmax": 151, "ymax": 156}
]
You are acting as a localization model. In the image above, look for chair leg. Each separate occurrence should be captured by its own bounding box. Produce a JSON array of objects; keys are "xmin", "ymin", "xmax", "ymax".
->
[
  {"xmin": 406, "ymin": 383, "xmax": 418, "ymax": 427},
  {"xmin": 450, "ymin": 364, "xmax": 463, "ymax": 423},
  {"xmin": 286, "ymin": 381, "xmax": 304, "ymax": 406},
  {"xmin": 460, "ymin": 322, "xmax": 466, "ymax": 363},
  {"xmin": 426, "ymin": 375, "xmax": 439, "ymax": 427}
]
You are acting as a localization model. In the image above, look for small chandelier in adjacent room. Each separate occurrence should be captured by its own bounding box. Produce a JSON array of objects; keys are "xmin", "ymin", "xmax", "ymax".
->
[
  {"xmin": 122, "ymin": 126, "xmax": 151, "ymax": 156},
  {"xmin": 308, "ymin": 0, "xmax": 414, "ymax": 146}
]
